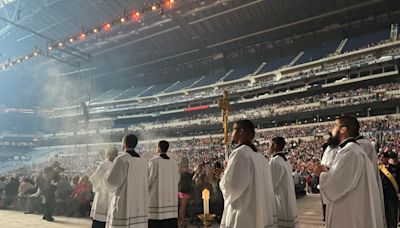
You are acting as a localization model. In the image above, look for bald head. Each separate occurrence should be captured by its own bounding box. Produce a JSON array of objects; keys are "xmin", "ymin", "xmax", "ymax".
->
[{"xmin": 105, "ymin": 146, "xmax": 118, "ymax": 162}]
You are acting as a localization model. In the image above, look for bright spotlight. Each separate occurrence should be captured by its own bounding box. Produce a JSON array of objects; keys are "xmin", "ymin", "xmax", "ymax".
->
[
  {"xmin": 80, "ymin": 33, "xmax": 86, "ymax": 40},
  {"xmin": 131, "ymin": 11, "xmax": 141, "ymax": 21},
  {"xmin": 102, "ymin": 23, "xmax": 111, "ymax": 31}
]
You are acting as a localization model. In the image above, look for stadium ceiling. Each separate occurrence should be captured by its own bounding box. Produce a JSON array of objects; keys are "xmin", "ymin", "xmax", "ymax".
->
[{"xmin": 0, "ymin": 0, "xmax": 399, "ymax": 79}]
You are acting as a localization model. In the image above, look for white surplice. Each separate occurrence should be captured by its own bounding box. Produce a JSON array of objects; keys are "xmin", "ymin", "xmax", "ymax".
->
[
  {"xmin": 269, "ymin": 153, "xmax": 299, "ymax": 228},
  {"xmin": 148, "ymin": 155, "xmax": 179, "ymax": 220},
  {"xmin": 357, "ymin": 137, "xmax": 387, "ymax": 228},
  {"xmin": 220, "ymin": 144, "xmax": 277, "ymax": 228},
  {"xmin": 104, "ymin": 153, "xmax": 148, "ymax": 228},
  {"xmin": 90, "ymin": 160, "xmax": 114, "ymax": 222},
  {"xmin": 319, "ymin": 140, "xmax": 384, "ymax": 228},
  {"xmin": 320, "ymin": 145, "xmax": 339, "ymax": 205},
  {"xmin": 321, "ymin": 146, "xmax": 339, "ymax": 169},
  {"xmin": 357, "ymin": 137, "xmax": 378, "ymax": 170}
]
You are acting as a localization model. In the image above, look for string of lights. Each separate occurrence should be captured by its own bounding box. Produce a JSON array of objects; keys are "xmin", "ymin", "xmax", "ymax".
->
[{"xmin": 0, "ymin": 0, "xmax": 176, "ymax": 71}]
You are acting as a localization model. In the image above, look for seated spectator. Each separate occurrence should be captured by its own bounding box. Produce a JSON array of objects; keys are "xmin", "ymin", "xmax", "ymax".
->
[
  {"xmin": 3, "ymin": 177, "xmax": 19, "ymax": 209},
  {"xmin": 55, "ymin": 175, "xmax": 71, "ymax": 200},
  {"xmin": 24, "ymin": 176, "xmax": 42, "ymax": 214},
  {"xmin": 67, "ymin": 175, "xmax": 93, "ymax": 217},
  {"xmin": 17, "ymin": 177, "xmax": 34, "ymax": 211},
  {"xmin": 0, "ymin": 176, "xmax": 6, "ymax": 207},
  {"xmin": 55, "ymin": 175, "xmax": 72, "ymax": 214},
  {"xmin": 70, "ymin": 175, "xmax": 80, "ymax": 189}
]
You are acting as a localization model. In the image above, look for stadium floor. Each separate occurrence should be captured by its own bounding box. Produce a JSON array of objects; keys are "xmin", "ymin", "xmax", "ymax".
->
[{"xmin": 0, "ymin": 194, "xmax": 324, "ymax": 228}]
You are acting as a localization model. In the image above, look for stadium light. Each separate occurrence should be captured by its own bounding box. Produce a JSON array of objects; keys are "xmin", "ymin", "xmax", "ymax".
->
[
  {"xmin": 79, "ymin": 33, "xmax": 86, "ymax": 40},
  {"xmin": 102, "ymin": 23, "xmax": 112, "ymax": 31},
  {"xmin": 0, "ymin": 0, "xmax": 181, "ymax": 69}
]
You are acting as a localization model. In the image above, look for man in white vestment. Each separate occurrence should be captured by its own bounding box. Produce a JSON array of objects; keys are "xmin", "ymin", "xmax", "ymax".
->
[
  {"xmin": 220, "ymin": 119, "xmax": 277, "ymax": 228},
  {"xmin": 90, "ymin": 147, "xmax": 118, "ymax": 228},
  {"xmin": 268, "ymin": 137, "xmax": 299, "ymax": 228},
  {"xmin": 314, "ymin": 116, "xmax": 384, "ymax": 228},
  {"xmin": 356, "ymin": 134, "xmax": 387, "ymax": 228},
  {"xmin": 148, "ymin": 140, "xmax": 179, "ymax": 228},
  {"xmin": 104, "ymin": 134, "xmax": 148, "ymax": 228}
]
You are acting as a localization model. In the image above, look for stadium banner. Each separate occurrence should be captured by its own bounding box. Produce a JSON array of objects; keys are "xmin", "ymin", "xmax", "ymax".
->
[{"xmin": 184, "ymin": 105, "xmax": 209, "ymax": 112}]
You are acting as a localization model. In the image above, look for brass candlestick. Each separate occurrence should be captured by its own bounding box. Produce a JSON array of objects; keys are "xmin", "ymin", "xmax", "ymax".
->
[{"xmin": 198, "ymin": 214, "xmax": 216, "ymax": 228}]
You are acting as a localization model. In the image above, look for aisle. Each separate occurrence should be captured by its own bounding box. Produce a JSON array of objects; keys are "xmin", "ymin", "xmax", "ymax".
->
[
  {"xmin": 298, "ymin": 194, "xmax": 324, "ymax": 228},
  {"xmin": 0, "ymin": 194, "xmax": 324, "ymax": 228},
  {"xmin": 0, "ymin": 210, "xmax": 91, "ymax": 228}
]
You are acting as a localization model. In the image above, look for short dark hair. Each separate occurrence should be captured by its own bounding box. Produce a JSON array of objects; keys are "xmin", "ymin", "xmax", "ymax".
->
[
  {"xmin": 271, "ymin": 137, "xmax": 286, "ymax": 151},
  {"xmin": 158, "ymin": 140, "xmax": 169, "ymax": 153},
  {"xmin": 337, "ymin": 116, "xmax": 360, "ymax": 137},
  {"xmin": 124, "ymin": 134, "xmax": 138, "ymax": 149},
  {"xmin": 234, "ymin": 119, "xmax": 256, "ymax": 139}
]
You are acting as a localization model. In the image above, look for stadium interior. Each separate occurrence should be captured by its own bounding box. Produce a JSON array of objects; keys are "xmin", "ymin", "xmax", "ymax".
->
[{"xmin": 0, "ymin": 0, "xmax": 399, "ymax": 226}]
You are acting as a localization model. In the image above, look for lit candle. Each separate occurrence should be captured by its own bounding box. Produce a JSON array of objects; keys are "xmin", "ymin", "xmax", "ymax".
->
[{"xmin": 202, "ymin": 188, "xmax": 210, "ymax": 215}]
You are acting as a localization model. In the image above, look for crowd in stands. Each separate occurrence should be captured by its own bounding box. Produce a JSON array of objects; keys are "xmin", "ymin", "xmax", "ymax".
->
[
  {"xmin": 0, "ymin": 115, "xmax": 398, "ymax": 222},
  {"xmin": 125, "ymin": 82, "xmax": 400, "ymax": 132}
]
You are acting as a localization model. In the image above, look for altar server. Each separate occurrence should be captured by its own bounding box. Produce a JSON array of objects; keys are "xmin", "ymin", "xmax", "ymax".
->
[
  {"xmin": 220, "ymin": 119, "xmax": 277, "ymax": 228},
  {"xmin": 104, "ymin": 134, "xmax": 148, "ymax": 228},
  {"xmin": 314, "ymin": 116, "xmax": 384, "ymax": 228},
  {"xmin": 268, "ymin": 136, "xmax": 299, "ymax": 228},
  {"xmin": 90, "ymin": 146, "xmax": 118, "ymax": 228},
  {"xmin": 148, "ymin": 140, "xmax": 179, "ymax": 228}
]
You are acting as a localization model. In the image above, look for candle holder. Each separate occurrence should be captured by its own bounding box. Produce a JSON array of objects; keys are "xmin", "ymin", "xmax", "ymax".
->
[{"xmin": 198, "ymin": 213, "xmax": 216, "ymax": 228}]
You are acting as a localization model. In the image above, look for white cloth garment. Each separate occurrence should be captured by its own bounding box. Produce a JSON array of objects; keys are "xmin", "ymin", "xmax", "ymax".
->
[
  {"xmin": 148, "ymin": 155, "xmax": 179, "ymax": 220},
  {"xmin": 319, "ymin": 141, "xmax": 385, "ymax": 228},
  {"xmin": 357, "ymin": 137, "xmax": 378, "ymax": 169},
  {"xmin": 321, "ymin": 146, "xmax": 339, "ymax": 169},
  {"xmin": 220, "ymin": 144, "xmax": 277, "ymax": 228},
  {"xmin": 104, "ymin": 153, "xmax": 148, "ymax": 228},
  {"xmin": 357, "ymin": 137, "xmax": 387, "ymax": 228},
  {"xmin": 320, "ymin": 145, "xmax": 339, "ymax": 204},
  {"xmin": 90, "ymin": 160, "xmax": 114, "ymax": 222},
  {"xmin": 269, "ymin": 154, "xmax": 299, "ymax": 228}
]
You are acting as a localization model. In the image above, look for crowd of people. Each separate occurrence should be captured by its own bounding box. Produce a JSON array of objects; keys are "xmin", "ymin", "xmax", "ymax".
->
[
  {"xmin": 0, "ymin": 162, "xmax": 94, "ymax": 220},
  {"xmin": 123, "ymin": 82, "xmax": 400, "ymax": 132},
  {"xmin": 46, "ymin": 82, "xmax": 400, "ymax": 144},
  {"xmin": 0, "ymin": 115, "xmax": 398, "ymax": 227}
]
